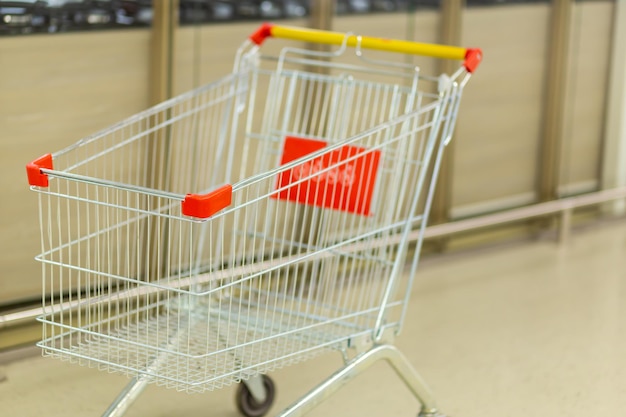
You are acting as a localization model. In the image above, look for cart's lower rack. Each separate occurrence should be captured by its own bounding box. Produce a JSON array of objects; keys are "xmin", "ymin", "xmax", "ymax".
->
[{"xmin": 37, "ymin": 295, "xmax": 398, "ymax": 393}]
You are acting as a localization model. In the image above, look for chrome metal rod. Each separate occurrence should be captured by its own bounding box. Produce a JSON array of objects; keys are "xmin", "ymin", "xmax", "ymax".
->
[
  {"xmin": 101, "ymin": 376, "xmax": 149, "ymax": 417},
  {"xmin": 422, "ymin": 186, "xmax": 626, "ymax": 239},
  {"xmin": 0, "ymin": 307, "xmax": 42, "ymax": 330},
  {"xmin": 277, "ymin": 344, "xmax": 441, "ymax": 417}
]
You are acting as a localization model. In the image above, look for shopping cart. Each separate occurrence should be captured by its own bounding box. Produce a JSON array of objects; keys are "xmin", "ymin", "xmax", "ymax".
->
[{"xmin": 26, "ymin": 24, "xmax": 481, "ymax": 417}]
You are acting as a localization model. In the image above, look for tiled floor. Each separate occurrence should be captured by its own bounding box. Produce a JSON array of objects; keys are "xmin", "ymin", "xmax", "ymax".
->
[{"xmin": 2, "ymin": 220, "xmax": 625, "ymax": 417}]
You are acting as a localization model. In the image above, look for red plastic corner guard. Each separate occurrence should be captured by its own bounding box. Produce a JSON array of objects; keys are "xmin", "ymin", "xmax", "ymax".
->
[
  {"xmin": 26, "ymin": 154, "xmax": 53, "ymax": 187},
  {"xmin": 181, "ymin": 185, "xmax": 233, "ymax": 219},
  {"xmin": 249, "ymin": 23, "xmax": 274, "ymax": 46},
  {"xmin": 464, "ymin": 48, "xmax": 483, "ymax": 73}
]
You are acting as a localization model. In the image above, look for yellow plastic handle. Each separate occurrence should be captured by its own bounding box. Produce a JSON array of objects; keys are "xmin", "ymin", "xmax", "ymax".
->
[{"xmin": 249, "ymin": 23, "xmax": 482, "ymax": 72}]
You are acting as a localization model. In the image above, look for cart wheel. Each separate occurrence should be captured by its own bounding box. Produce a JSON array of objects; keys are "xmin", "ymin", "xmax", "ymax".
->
[{"xmin": 236, "ymin": 375, "xmax": 276, "ymax": 417}]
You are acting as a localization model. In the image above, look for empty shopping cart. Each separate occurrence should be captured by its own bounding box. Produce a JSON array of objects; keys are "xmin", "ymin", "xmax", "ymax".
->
[{"xmin": 26, "ymin": 23, "xmax": 482, "ymax": 417}]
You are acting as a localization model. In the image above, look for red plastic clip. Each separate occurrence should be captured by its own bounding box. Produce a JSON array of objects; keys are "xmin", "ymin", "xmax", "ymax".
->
[
  {"xmin": 249, "ymin": 23, "xmax": 274, "ymax": 46},
  {"xmin": 26, "ymin": 154, "xmax": 53, "ymax": 187},
  {"xmin": 181, "ymin": 185, "xmax": 233, "ymax": 219},
  {"xmin": 464, "ymin": 48, "xmax": 483, "ymax": 73}
]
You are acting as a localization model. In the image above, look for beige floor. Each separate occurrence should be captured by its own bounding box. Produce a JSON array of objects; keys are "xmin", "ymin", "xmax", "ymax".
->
[{"xmin": 1, "ymin": 220, "xmax": 625, "ymax": 417}]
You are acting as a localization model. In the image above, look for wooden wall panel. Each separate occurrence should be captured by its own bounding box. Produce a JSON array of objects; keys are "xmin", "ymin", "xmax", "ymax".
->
[
  {"xmin": 0, "ymin": 30, "xmax": 151, "ymax": 305},
  {"xmin": 451, "ymin": 4, "xmax": 551, "ymax": 218},
  {"xmin": 558, "ymin": 1, "xmax": 614, "ymax": 196}
]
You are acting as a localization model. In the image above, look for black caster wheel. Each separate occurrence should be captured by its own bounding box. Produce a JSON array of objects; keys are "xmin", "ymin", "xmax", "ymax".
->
[{"xmin": 235, "ymin": 375, "xmax": 276, "ymax": 417}]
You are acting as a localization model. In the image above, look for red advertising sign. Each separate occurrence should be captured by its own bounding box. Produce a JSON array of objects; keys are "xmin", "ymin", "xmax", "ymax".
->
[{"xmin": 273, "ymin": 136, "xmax": 381, "ymax": 216}]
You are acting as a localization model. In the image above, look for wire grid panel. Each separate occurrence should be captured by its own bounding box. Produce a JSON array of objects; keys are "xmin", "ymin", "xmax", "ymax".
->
[{"xmin": 34, "ymin": 46, "xmax": 459, "ymax": 392}]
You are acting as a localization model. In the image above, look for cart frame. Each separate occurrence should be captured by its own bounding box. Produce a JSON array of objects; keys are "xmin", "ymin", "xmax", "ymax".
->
[{"xmin": 27, "ymin": 23, "xmax": 481, "ymax": 417}]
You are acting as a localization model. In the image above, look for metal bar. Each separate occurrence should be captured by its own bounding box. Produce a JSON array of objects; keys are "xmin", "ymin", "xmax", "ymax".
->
[
  {"xmin": 5, "ymin": 186, "xmax": 625, "ymax": 330},
  {"xmin": 276, "ymin": 344, "xmax": 439, "ymax": 417},
  {"xmin": 423, "ymin": 186, "xmax": 626, "ymax": 239},
  {"xmin": 0, "ymin": 307, "xmax": 42, "ymax": 329},
  {"xmin": 101, "ymin": 377, "xmax": 150, "ymax": 417},
  {"xmin": 39, "ymin": 169, "xmax": 184, "ymax": 201}
]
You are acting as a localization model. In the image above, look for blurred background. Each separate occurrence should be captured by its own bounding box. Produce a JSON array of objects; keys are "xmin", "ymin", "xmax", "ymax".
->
[{"xmin": 1, "ymin": 0, "xmax": 624, "ymax": 355}]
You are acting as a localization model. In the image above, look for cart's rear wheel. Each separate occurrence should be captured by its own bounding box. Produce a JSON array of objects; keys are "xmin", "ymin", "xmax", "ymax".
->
[{"xmin": 236, "ymin": 375, "xmax": 276, "ymax": 417}]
